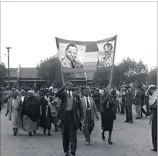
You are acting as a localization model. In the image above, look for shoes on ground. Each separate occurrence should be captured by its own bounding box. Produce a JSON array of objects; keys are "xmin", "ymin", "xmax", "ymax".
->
[
  {"xmin": 102, "ymin": 132, "xmax": 105, "ymax": 141},
  {"xmin": 151, "ymin": 149, "xmax": 157, "ymax": 152},
  {"xmin": 124, "ymin": 120, "xmax": 129, "ymax": 122},
  {"xmin": 29, "ymin": 132, "xmax": 32, "ymax": 136},
  {"xmin": 85, "ymin": 142, "xmax": 90, "ymax": 145},
  {"xmin": 135, "ymin": 117, "xmax": 141, "ymax": 119},
  {"xmin": 128, "ymin": 120, "xmax": 133, "ymax": 123},
  {"xmin": 65, "ymin": 152, "xmax": 69, "ymax": 156},
  {"xmin": 108, "ymin": 139, "xmax": 113, "ymax": 145}
]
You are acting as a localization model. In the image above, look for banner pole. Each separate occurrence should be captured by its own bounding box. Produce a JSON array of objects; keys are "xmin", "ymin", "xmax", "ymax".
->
[
  {"xmin": 57, "ymin": 53, "xmax": 65, "ymax": 86},
  {"xmin": 61, "ymin": 64, "xmax": 65, "ymax": 85},
  {"xmin": 55, "ymin": 37, "xmax": 65, "ymax": 86},
  {"xmin": 107, "ymin": 35, "xmax": 117, "ymax": 108},
  {"xmin": 108, "ymin": 35, "xmax": 117, "ymax": 91}
]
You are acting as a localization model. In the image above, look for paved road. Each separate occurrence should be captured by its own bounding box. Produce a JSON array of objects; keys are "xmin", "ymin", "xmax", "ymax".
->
[{"xmin": 0, "ymin": 106, "xmax": 157, "ymax": 156}]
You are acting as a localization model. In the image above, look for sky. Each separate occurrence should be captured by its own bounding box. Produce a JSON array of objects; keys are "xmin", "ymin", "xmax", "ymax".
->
[{"xmin": 1, "ymin": 2, "xmax": 157, "ymax": 69}]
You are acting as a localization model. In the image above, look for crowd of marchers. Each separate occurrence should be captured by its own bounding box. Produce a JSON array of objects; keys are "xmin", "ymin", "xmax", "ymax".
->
[{"xmin": 0, "ymin": 81, "xmax": 157, "ymax": 156}]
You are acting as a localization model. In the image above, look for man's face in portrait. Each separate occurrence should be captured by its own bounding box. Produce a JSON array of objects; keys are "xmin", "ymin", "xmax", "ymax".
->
[
  {"xmin": 66, "ymin": 45, "xmax": 78, "ymax": 61},
  {"xmin": 103, "ymin": 43, "xmax": 113, "ymax": 56}
]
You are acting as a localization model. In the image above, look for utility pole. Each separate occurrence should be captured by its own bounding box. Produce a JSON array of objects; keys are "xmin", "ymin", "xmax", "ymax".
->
[{"xmin": 6, "ymin": 47, "xmax": 11, "ymax": 87}]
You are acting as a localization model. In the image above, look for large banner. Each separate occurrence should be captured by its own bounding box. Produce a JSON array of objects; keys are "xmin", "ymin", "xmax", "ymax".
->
[{"xmin": 55, "ymin": 35, "xmax": 117, "ymax": 84}]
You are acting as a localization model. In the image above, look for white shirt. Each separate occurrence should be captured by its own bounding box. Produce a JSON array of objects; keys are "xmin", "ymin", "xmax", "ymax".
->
[
  {"xmin": 67, "ymin": 91, "xmax": 73, "ymax": 97},
  {"xmin": 116, "ymin": 90, "xmax": 120, "ymax": 101},
  {"xmin": 21, "ymin": 96, "xmax": 25, "ymax": 103}
]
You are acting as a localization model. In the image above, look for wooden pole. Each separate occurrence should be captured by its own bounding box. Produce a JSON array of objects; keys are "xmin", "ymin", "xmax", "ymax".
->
[
  {"xmin": 58, "ymin": 53, "xmax": 65, "ymax": 86},
  {"xmin": 108, "ymin": 35, "xmax": 117, "ymax": 92},
  {"xmin": 6, "ymin": 47, "xmax": 11, "ymax": 88},
  {"xmin": 107, "ymin": 35, "xmax": 117, "ymax": 108},
  {"xmin": 55, "ymin": 37, "xmax": 65, "ymax": 86}
]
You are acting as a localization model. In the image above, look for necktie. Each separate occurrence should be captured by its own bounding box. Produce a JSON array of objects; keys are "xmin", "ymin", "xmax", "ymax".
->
[
  {"xmin": 87, "ymin": 97, "xmax": 90, "ymax": 109},
  {"xmin": 71, "ymin": 61, "xmax": 75, "ymax": 68},
  {"xmin": 68, "ymin": 91, "xmax": 71, "ymax": 97}
]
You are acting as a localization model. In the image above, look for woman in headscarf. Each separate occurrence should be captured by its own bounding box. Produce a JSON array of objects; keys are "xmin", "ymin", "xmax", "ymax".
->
[
  {"xmin": 5, "ymin": 91, "xmax": 22, "ymax": 136},
  {"xmin": 22, "ymin": 90, "xmax": 40, "ymax": 136},
  {"xmin": 39, "ymin": 89, "xmax": 53, "ymax": 136},
  {"xmin": 100, "ymin": 88, "xmax": 116, "ymax": 145}
]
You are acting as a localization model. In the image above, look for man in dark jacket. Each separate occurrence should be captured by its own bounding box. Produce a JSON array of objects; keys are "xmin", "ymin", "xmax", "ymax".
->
[
  {"xmin": 55, "ymin": 82, "xmax": 83, "ymax": 156},
  {"xmin": 92, "ymin": 89, "xmax": 101, "ymax": 112},
  {"xmin": 124, "ymin": 84, "xmax": 133, "ymax": 123},
  {"xmin": 133, "ymin": 87, "xmax": 143, "ymax": 119}
]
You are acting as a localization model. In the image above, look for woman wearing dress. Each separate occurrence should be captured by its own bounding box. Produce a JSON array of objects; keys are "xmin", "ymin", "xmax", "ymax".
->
[
  {"xmin": 100, "ymin": 89, "xmax": 116, "ymax": 145},
  {"xmin": 40, "ymin": 89, "xmax": 53, "ymax": 136},
  {"xmin": 22, "ymin": 90, "xmax": 40, "ymax": 136},
  {"xmin": 5, "ymin": 91, "xmax": 22, "ymax": 136}
]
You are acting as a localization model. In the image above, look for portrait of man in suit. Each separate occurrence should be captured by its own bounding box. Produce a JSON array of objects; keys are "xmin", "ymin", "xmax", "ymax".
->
[
  {"xmin": 61, "ymin": 44, "xmax": 84, "ymax": 68},
  {"xmin": 98, "ymin": 42, "xmax": 113, "ymax": 67}
]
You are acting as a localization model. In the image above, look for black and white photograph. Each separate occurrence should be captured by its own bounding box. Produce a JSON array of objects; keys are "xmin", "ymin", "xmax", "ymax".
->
[{"xmin": 0, "ymin": 1, "xmax": 157, "ymax": 156}]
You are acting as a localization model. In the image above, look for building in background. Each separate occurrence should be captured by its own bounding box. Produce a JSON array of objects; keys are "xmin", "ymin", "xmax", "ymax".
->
[
  {"xmin": 3, "ymin": 62, "xmax": 105, "ymax": 88},
  {"xmin": 4, "ymin": 65, "xmax": 46, "ymax": 89}
]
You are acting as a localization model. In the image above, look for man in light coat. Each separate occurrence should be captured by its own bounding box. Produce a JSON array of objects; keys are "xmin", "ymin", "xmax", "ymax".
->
[{"xmin": 80, "ymin": 87, "xmax": 99, "ymax": 145}]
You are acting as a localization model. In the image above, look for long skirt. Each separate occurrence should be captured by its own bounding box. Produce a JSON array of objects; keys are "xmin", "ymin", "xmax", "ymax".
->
[
  {"xmin": 101, "ymin": 112, "xmax": 114, "ymax": 132},
  {"xmin": 23, "ymin": 115, "xmax": 39, "ymax": 132},
  {"xmin": 11, "ymin": 112, "xmax": 22, "ymax": 129}
]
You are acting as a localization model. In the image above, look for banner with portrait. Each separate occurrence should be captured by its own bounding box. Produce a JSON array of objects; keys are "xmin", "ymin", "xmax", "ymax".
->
[
  {"xmin": 97, "ymin": 37, "xmax": 116, "ymax": 68},
  {"xmin": 58, "ymin": 42, "xmax": 86, "ymax": 69},
  {"xmin": 56, "ymin": 38, "xmax": 87, "ymax": 83},
  {"xmin": 55, "ymin": 36, "xmax": 117, "ymax": 85}
]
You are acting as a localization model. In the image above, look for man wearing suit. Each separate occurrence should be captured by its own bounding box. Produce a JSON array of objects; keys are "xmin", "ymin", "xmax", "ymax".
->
[
  {"xmin": 133, "ymin": 87, "xmax": 143, "ymax": 119},
  {"xmin": 61, "ymin": 44, "xmax": 84, "ymax": 68},
  {"xmin": 55, "ymin": 82, "xmax": 83, "ymax": 156},
  {"xmin": 80, "ymin": 87, "xmax": 99, "ymax": 145},
  {"xmin": 124, "ymin": 84, "xmax": 133, "ymax": 123}
]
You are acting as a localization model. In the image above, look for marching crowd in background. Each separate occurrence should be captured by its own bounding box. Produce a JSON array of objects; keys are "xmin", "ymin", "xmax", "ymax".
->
[{"xmin": 0, "ymin": 81, "xmax": 157, "ymax": 156}]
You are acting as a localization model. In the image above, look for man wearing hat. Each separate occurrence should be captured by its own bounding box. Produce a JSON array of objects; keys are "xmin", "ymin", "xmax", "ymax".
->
[
  {"xmin": 55, "ymin": 81, "xmax": 83, "ymax": 156},
  {"xmin": 147, "ymin": 85, "xmax": 157, "ymax": 152},
  {"xmin": 124, "ymin": 84, "xmax": 133, "ymax": 123}
]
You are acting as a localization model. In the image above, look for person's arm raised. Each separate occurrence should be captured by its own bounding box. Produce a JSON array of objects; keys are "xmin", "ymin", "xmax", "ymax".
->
[{"xmin": 55, "ymin": 81, "xmax": 69, "ymax": 98}]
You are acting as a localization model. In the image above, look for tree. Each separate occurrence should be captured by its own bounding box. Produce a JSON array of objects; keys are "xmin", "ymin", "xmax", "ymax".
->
[
  {"xmin": 117, "ymin": 58, "xmax": 148, "ymax": 83},
  {"xmin": 147, "ymin": 67, "xmax": 157, "ymax": 85},
  {"xmin": 0, "ymin": 63, "xmax": 6, "ymax": 85},
  {"xmin": 37, "ymin": 56, "xmax": 63, "ymax": 87},
  {"xmin": 92, "ymin": 58, "xmax": 149, "ymax": 85}
]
